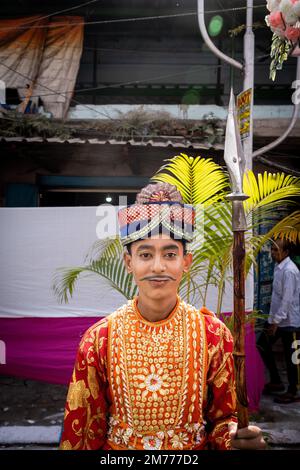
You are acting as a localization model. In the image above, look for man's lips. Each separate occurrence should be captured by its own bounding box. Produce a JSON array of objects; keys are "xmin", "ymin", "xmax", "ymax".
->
[
  {"xmin": 149, "ymin": 279, "xmax": 169, "ymax": 288},
  {"xmin": 142, "ymin": 277, "xmax": 174, "ymax": 287}
]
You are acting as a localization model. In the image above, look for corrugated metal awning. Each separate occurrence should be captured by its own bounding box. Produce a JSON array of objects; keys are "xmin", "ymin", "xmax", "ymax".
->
[{"xmin": 0, "ymin": 136, "xmax": 224, "ymax": 150}]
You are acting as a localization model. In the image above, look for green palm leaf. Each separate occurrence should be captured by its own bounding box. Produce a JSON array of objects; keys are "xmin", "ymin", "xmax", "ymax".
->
[
  {"xmin": 53, "ymin": 237, "xmax": 138, "ymax": 303},
  {"xmin": 53, "ymin": 267, "xmax": 88, "ymax": 304},
  {"xmin": 53, "ymin": 157, "xmax": 300, "ymax": 319}
]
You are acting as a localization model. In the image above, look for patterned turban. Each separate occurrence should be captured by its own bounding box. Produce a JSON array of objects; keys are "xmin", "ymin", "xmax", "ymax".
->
[{"xmin": 118, "ymin": 182, "xmax": 195, "ymax": 246}]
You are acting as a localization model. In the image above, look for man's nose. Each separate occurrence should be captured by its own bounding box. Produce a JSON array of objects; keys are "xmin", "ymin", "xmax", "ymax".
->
[{"xmin": 151, "ymin": 255, "xmax": 166, "ymax": 272}]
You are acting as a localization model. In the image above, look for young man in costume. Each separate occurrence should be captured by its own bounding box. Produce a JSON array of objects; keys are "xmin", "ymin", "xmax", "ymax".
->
[{"xmin": 60, "ymin": 183, "xmax": 265, "ymax": 451}]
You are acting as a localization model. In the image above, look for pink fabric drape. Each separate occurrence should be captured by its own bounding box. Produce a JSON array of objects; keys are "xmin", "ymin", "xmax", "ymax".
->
[{"xmin": 0, "ymin": 315, "xmax": 265, "ymax": 412}]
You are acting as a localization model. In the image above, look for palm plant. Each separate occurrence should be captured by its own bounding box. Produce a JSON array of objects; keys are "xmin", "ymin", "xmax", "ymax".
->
[
  {"xmin": 151, "ymin": 154, "xmax": 300, "ymax": 313},
  {"xmin": 53, "ymin": 153, "xmax": 300, "ymax": 317}
]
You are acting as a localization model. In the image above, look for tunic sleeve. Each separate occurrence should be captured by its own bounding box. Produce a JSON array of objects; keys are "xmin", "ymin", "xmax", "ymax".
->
[
  {"xmin": 60, "ymin": 319, "xmax": 109, "ymax": 450},
  {"xmin": 204, "ymin": 318, "xmax": 237, "ymax": 450}
]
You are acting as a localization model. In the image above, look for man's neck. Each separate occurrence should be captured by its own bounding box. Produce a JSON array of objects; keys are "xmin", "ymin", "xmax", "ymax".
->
[
  {"xmin": 136, "ymin": 295, "xmax": 178, "ymax": 323},
  {"xmin": 278, "ymin": 255, "xmax": 289, "ymax": 266}
]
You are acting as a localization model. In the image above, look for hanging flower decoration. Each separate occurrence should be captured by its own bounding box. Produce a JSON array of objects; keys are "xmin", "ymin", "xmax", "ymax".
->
[{"xmin": 265, "ymin": 0, "xmax": 300, "ymax": 80}]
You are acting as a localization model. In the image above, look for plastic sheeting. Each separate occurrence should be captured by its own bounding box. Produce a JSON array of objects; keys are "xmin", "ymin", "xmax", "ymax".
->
[{"xmin": 0, "ymin": 15, "xmax": 84, "ymax": 118}]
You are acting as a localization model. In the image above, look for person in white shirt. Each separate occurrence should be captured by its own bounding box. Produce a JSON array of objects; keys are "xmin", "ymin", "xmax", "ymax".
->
[{"xmin": 257, "ymin": 238, "xmax": 300, "ymax": 403}]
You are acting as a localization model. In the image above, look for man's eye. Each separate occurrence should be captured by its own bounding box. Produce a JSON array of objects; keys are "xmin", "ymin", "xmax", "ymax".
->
[
  {"xmin": 165, "ymin": 253, "xmax": 177, "ymax": 258},
  {"xmin": 140, "ymin": 253, "xmax": 151, "ymax": 258}
]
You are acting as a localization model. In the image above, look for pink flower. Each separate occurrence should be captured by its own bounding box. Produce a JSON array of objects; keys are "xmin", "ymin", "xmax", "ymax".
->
[
  {"xmin": 285, "ymin": 25, "xmax": 300, "ymax": 40},
  {"xmin": 268, "ymin": 11, "xmax": 286, "ymax": 30}
]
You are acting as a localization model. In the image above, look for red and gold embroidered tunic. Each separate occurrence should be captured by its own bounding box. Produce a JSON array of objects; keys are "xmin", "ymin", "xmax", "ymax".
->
[{"xmin": 60, "ymin": 298, "xmax": 237, "ymax": 450}]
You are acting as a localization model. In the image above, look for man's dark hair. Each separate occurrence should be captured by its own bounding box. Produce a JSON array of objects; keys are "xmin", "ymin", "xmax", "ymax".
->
[{"xmin": 273, "ymin": 238, "xmax": 290, "ymax": 253}]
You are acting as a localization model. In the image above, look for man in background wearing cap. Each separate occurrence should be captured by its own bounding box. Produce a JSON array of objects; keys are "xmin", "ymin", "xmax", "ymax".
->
[{"xmin": 60, "ymin": 183, "xmax": 265, "ymax": 451}]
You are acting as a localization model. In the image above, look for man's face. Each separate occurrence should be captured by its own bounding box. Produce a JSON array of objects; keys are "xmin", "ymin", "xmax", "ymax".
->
[
  {"xmin": 271, "ymin": 240, "xmax": 289, "ymax": 264},
  {"xmin": 123, "ymin": 235, "xmax": 192, "ymax": 302}
]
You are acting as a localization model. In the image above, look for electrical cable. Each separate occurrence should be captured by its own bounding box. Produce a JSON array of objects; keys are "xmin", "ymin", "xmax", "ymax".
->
[
  {"xmin": 0, "ymin": 5, "xmax": 267, "ymax": 32},
  {"xmin": 0, "ymin": 60, "xmax": 113, "ymax": 119},
  {"xmin": 0, "ymin": 59, "xmax": 223, "ymax": 100},
  {"xmin": 2, "ymin": 0, "xmax": 103, "ymax": 27}
]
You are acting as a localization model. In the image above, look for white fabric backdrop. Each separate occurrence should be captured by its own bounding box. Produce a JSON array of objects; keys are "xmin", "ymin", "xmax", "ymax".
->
[{"xmin": 0, "ymin": 207, "xmax": 253, "ymax": 318}]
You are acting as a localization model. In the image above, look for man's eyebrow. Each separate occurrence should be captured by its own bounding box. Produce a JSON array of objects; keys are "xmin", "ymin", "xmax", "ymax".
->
[
  {"xmin": 136, "ymin": 244, "xmax": 155, "ymax": 251},
  {"xmin": 136, "ymin": 244, "xmax": 180, "ymax": 252},
  {"xmin": 162, "ymin": 244, "xmax": 180, "ymax": 251}
]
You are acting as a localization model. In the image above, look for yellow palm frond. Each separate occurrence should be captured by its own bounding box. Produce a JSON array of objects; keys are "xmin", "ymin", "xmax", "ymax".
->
[
  {"xmin": 151, "ymin": 153, "xmax": 229, "ymax": 206},
  {"xmin": 267, "ymin": 211, "xmax": 300, "ymax": 244},
  {"xmin": 243, "ymin": 170, "xmax": 300, "ymax": 214}
]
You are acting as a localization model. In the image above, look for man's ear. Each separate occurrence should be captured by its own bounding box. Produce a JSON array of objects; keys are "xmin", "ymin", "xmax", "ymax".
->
[
  {"xmin": 183, "ymin": 252, "xmax": 193, "ymax": 273},
  {"xmin": 123, "ymin": 251, "xmax": 133, "ymax": 273}
]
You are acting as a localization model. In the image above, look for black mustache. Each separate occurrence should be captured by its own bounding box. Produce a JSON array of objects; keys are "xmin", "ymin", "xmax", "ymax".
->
[{"xmin": 141, "ymin": 276, "xmax": 175, "ymax": 281}]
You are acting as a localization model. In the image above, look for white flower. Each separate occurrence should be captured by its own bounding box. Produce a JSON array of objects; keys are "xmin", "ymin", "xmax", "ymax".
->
[
  {"xmin": 170, "ymin": 432, "xmax": 189, "ymax": 450},
  {"xmin": 293, "ymin": 3, "xmax": 300, "ymax": 17},
  {"xmin": 280, "ymin": 0, "xmax": 293, "ymax": 13},
  {"xmin": 113, "ymin": 427, "xmax": 133, "ymax": 446},
  {"xmin": 145, "ymin": 373, "xmax": 162, "ymax": 392},
  {"xmin": 143, "ymin": 436, "xmax": 162, "ymax": 450},
  {"xmin": 267, "ymin": 0, "xmax": 281, "ymax": 12},
  {"xmin": 113, "ymin": 429, "xmax": 124, "ymax": 445},
  {"xmin": 267, "ymin": 0, "xmax": 300, "ymax": 23},
  {"xmin": 109, "ymin": 416, "xmax": 119, "ymax": 427},
  {"xmin": 133, "ymin": 364, "xmax": 169, "ymax": 400},
  {"xmin": 285, "ymin": 10, "xmax": 299, "ymax": 24}
]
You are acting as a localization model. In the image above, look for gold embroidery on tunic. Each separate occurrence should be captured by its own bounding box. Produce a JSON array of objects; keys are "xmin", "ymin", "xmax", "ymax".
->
[
  {"xmin": 87, "ymin": 365, "xmax": 100, "ymax": 399},
  {"xmin": 67, "ymin": 380, "xmax": 90, "ymax": 410},
  {"xmin": 107, "ymin": 298, "xmax": 207, "ymax": 450}
]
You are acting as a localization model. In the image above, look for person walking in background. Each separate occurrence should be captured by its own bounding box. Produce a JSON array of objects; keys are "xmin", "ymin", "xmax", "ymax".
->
[{"xmin": 257, "ymin": 239, "xmax": 300, "ymax": 404}]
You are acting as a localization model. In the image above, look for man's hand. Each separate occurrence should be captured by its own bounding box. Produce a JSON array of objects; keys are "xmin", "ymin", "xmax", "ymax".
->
[
  {"xmin": 267, "ymin": 323, "xmax": 278, "ymax": 336},
  {"xmin": 228, "ymin": 422, "xmax": 267, "ymax": 450}
]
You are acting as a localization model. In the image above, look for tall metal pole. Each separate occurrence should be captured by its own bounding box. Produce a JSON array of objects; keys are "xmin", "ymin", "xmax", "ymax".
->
[
  {"xmin": 197, "ymin": 0, "xmax": 300, "ymax": 164},
  {"xmin": 197, "ymin": 0, "xmax": 243, "ymax": 71},
  {"xmin": 243, "ymin": 0, "xmax": 255, "ymax": 170},
  {"xmin": 253, "ymin": 56, "xmax": 300, "ymax": 158}
]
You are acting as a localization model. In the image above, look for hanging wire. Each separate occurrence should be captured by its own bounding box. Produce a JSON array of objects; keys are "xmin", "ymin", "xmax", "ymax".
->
[
  {"xmin": 2, "ymin": 0, "xmax": 103, "ymax": 27},
  {"xmin": 0, "ymin": 5, "xmax": 267, "ymax": 32},
  {"xmin": 0, "ymin": 59, "xmax": 223, "ymax": 100},
  {"xmin": 0, "ymin": 51, "xmax": 271, "ymax": 102},
  {"xmin": 0, "ymin": 2, "xmax": 269, "ymax": 113},
  {"xmin": 0, "ymin": 60, "xmax": 113, "ymax": 119}
]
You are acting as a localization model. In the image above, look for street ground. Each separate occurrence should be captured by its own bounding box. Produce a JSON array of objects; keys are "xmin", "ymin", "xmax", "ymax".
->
[
  {"xmin": 1, "ymin": 380, "xmax": 300, "ymax": 450},
  {"xmin": 0, "ymin": 353, "xmax": 300, "ymax": 450}
]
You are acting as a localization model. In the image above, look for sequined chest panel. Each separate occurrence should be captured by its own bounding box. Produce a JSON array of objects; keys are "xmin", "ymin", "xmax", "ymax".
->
[{"xmin": 107, "ymin": 299, "xmax": 208, "ymax": 450}]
